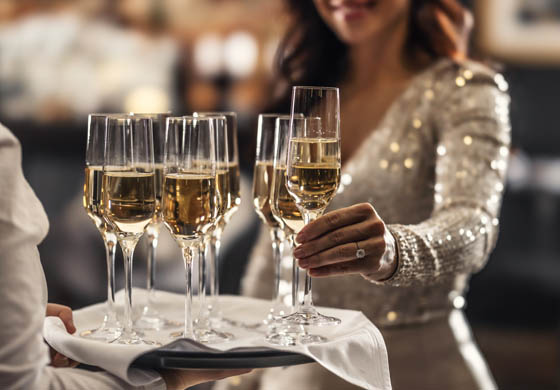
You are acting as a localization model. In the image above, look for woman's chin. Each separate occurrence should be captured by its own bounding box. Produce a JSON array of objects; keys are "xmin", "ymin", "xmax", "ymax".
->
[{"xmin": 334, "ymin": 27, "xmax": 382, "ymax": 46}]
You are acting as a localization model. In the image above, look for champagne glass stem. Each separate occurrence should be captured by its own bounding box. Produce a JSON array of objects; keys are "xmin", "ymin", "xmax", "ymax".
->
[
  {"xmin": 270, "ymin": 228, "xmax": 284, "ymax": 307},
  {"xmin": 146, "ymin": 232, "xmax": 159, "ymax": 308},
  {"xmin": 292, "ymin": 258, "xmax": 300, "ymax": 309},
  {"xmin": 182, "ymin": 245, "xmax": 196, "ymax": 339},
  {"xmin": 119, "ymin": 238, "xmax": 138, "ymax": 337},
  {"xmin": 208, "ymin": 231, "xmax": 221, "ymax": 317},
  {"xmin": 198, "ymin": 241, "xmax": 207, "ymax": 317},
  {"xmin": 196, "ymin": 238, "xmax": 233, "ymax": 342},
  {"xmin": 298, "ymin": 209, "xmax": 323, "ymax": 313},
  {"xmin": 285, "ymin": 235, "xmax": 299, "ymax": 309},
  {"xmin": 211, "ymin": 233, "xmax": 221, "ymax": 298},
  {"xmin": 103, "ymin": 232, "xmax": 118, "ymax": 323}
]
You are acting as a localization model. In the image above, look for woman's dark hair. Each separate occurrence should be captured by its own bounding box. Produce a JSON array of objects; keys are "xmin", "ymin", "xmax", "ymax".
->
[{"xmin": 269, "ymin": 0, "xmax": 471, "ymax": 111}]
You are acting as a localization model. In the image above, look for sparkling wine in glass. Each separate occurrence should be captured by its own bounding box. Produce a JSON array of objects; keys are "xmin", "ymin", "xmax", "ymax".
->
[
  {"xmin": 194, "ymin": 112, "xmax": 240, "ymax": 323},
  {"xmin": 268, "ymin": 116, "xmax": 324, "ymax": 345},
  {"xmin": 102, "ymin": 115, "xmax": 157, "ymax": 345},
  {"xmin": 130, "ymin": 112, "xmax": 180, "ymax": 330},
  {"xmin": 253, "ymin": 114, "xmax": 291, "ymax": 323},
  {"xmin": 283, "ymin": 86, "xmax": 342, "ymax": 329},
  {"xmin": 80, "ymin": 114, "xmax": 122, "ymax": 342},
  {"xmin": 193, "ymin": 115, "xmax": 234, "ymax": 343},
  {"xmin": 163, "ymin": 117, "xmax": 219, "ymax": 340}
]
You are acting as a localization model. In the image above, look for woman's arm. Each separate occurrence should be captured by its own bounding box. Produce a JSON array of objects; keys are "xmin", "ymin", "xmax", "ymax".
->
[{"xmin": 293, "ymin": 65, "xmax": 511, "ymax": 286}]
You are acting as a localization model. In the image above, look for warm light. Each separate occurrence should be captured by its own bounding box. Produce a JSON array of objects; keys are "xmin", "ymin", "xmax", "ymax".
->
[
  {"xmin": 223, "ymin": 31, "xmax": 258, "ymax": 79},
  {"xmin": 124, "ymin": 87, "xmax": 169, "ymax": 113},
  {"xmin": 387, "ymin": 311, "xmax": 397, "ymax": 321},
  {"xmin": 404, "ymin": 158, "xmax": 414, "ymax": 169},
  {"xmin": 193, "ymin": 33, "xmax": 223, "ymax": 78}
]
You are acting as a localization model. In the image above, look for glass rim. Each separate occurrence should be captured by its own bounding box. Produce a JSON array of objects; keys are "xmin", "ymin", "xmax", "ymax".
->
[
  {"xmin": 258, "ymin": 113, "xmax": 290, "ymax": 119},
  {"xmin": 184, "ymin": 114, "xmax": 227, "ymax": 120},
  {"xmin": 277, "ymin": 115, "xmax": 312, "ymax": 124},
  {"xmin": 292, "ymin": 86, "xmax": 339, "ymax": 91},
  {"xmin": 181, "ymin": 115, "xmax": 227, "ymax": 121},
  {"xmin": 88, "ymin": 113, "xmax": 128, "ymax": 119},
  {"xmin": 194, "ymin": 111, "xmax": 237, "ymax": 117},
  {"xmin": 129, "ymin": 111, "xmax": 172, "ymax": 117}
]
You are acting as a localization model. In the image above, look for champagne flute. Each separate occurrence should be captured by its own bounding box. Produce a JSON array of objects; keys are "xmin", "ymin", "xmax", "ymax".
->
[
  {"xmin": 194, "ymin": 114, "xmax": 234, "ymax": 343},
  {"xmin": 130, "ymin": 112, "xmax": 180, "ymax": 330},
  {"xmin": 194, "ymin": 112, "xmax": 240, "ymax": 322},
  {"xmin": 268, "ymin": 116, "xmax": 317, "ymax": 345},
  {"xmin": 283, "ymin": 86, "xmax": 342, "ymax": 328},
  {"xmin": 163, "ymin": 116, "xmax": 218, "ymax": 340},
  {"xmin": 253, "ymin": 114, "xmax": 291, "ymax": 322},
  {"xmin": 103, "ymin": 115, "xmax": 157, "ymax": 345},
  {"xmin": 81, "ymin": 114, "xmax": 122, "ymax": 342}
]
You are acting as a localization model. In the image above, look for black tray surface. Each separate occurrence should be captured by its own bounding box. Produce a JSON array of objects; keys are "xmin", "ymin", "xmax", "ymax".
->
[{"xmin": 132, "ymin": 339, "xmax": 314, "ymax": 369}]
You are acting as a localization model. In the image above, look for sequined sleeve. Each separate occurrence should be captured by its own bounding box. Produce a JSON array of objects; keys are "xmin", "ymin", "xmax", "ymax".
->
[{"xmin": 376, "ymin": 67, "xmax": 511, "ymax": 287}]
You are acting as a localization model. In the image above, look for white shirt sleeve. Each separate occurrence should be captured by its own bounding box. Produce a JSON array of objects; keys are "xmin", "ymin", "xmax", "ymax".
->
[{"xmin": 0, "ymin": 123, "xmax": 166, "ymax": 390}]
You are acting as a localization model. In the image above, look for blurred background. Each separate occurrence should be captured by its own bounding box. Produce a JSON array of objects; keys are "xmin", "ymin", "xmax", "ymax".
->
[{"xmin": 1, "ymin": 1, "xmax": 558, "ymax": 389}]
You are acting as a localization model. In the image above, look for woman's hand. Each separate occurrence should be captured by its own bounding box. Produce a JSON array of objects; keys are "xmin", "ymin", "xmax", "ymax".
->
[
  {"xmin": 293, "ymin": 203, "xmax": 397, "ymax": 281},
  {"xmin": 159, "ymin": 368, "xmax": 252, "ymax": 390},
  {"xmin": 419, "ymin": 0, "xmax": 474, "ymax": 60},
  {"xmin": 46, "ymin": 303, "xmax": 79, "ymax": 368}
]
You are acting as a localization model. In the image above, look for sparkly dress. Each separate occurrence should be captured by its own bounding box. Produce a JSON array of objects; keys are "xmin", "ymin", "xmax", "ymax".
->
[{"xmin": 219, "ymin": 59, "xmax": 510, "ymax": 390}]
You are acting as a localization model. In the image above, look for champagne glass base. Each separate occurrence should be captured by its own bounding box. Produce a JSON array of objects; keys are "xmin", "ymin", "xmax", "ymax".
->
[
  {"xmin": 266, "ymin": 323, "xmax": 325, "ymax": 345},
  {"xmin": 265, "ymin": 323, "xmax": 305, "ymax": 346},
  {"xmin": 298, "ymin": 333, "xmax": 327, "ymax": 344},
  {"xmin": 194, "ymin": 328, "xmax": 234, "ymax": 344},
  {"xmin": 264, "ymin": 304, "xmax": 290, "ymax": 325},
  {"xmin": 169, "ymin": 329, "xmax": 234, "ymax": 344},
  {"xmin": 80, "ymin": 326, "xmax": 122, "ymax": 343},
  {"xmin": 265, "ymin": 332, "xmax": 297, "ymax": 346},
  {"xmin": 281, "ymin": 310, "xmax": 341, "ymax": 326},
  {"xmin": 115, "ymin": 331, "xmax": 159, "ymax": 346},
  {"xmin": 134, "ymin": 315, "xmax": 182, "ymax": 330}
]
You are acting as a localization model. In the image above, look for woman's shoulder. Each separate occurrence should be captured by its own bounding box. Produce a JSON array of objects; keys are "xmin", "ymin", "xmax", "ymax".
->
[{"xmin": 428, "ymin": 58, "xmax": 509, "ymax": 93}]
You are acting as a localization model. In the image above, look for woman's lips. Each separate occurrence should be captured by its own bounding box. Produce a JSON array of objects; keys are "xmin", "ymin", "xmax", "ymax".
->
[{"xmin": 331, "ymin": 0, "xmax": 377, "ymax": 21}]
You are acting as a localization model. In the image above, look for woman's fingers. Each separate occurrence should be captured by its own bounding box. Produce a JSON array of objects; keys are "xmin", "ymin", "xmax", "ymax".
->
[
  {"xmin": 298, "ymin": 237, "xmax": 386, "ymax": 270},
  {"xmin": 308, "ymin": 260, "xmax": 367, "ymax": 278},
  {"xmin": 46, "ymin": 303, "xmax": 76, "ymax": 334},
  {"xmin": 437, "ymin": 0, "xmax": 467, "ymax": 24},
  {"xmin": 296, "ymin": 203, "xmax": 377, "ymax": 243},
  {"xmin": 294, "ymin": 219, "xmax": 384, "ymax": 259}
]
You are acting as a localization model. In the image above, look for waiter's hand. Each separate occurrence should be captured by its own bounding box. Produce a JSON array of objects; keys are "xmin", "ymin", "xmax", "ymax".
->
[
  {"xmin": 46, "ymin": 303, "xmax": 79, "ymax": 368},
  {"xmin": 159, "ymin": 368, "xmax": 252, "ymax": 390}
]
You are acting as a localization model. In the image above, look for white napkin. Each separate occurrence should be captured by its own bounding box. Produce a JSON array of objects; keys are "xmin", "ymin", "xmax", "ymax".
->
[{"xmin": 43, "ymin": 289, "xmax": 391, "ymax": 390}]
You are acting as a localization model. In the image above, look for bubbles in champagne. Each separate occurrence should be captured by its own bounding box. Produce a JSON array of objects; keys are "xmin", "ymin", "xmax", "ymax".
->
[
  {"xmin": 162, "ymin": 173, "xmax": 217, "ymax": 241},
  {"xmin": 252, "ymin": 161, "xmax": 280, "ymax": 229},
  {"xmin": 271, "ymin": 166, "xmax": 304, "ymax": 234},
  {"xmin": 103, "ymin": 171, "xmax": 156, "ymax": 235},
  {"xmin": 287, "ymin": 138, "xmax": 340, "ymax": 211}
]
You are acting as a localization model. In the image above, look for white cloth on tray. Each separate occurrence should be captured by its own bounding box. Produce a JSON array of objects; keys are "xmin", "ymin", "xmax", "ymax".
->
[{"xmin": 43, "ymin": 289, "xmax": 391, "ymax": 390}]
